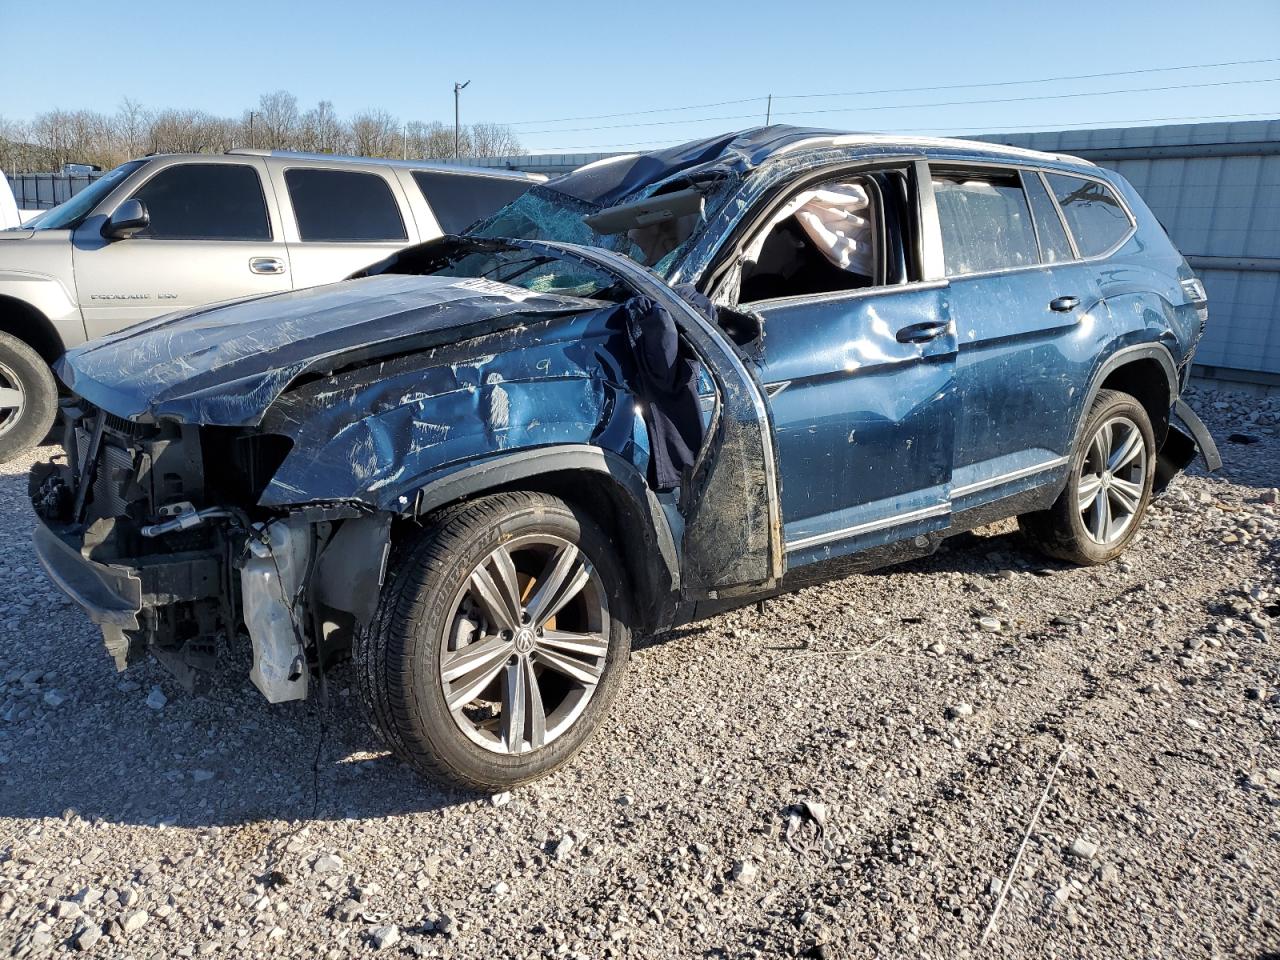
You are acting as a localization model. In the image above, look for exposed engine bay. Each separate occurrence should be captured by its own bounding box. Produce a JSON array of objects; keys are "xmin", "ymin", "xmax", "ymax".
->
[{"xmin": 29, "ymin": 402, "xmax": 388, "ymax": 701}]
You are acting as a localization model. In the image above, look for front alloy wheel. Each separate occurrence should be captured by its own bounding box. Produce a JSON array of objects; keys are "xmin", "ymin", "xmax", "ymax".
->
[
  {"xmin": 440, "ymin": 534, "xmax": 610, "ymax": 755},
  {"xmin": 357, "ymin": 491, "xmax": 630, "ymax": 790}
]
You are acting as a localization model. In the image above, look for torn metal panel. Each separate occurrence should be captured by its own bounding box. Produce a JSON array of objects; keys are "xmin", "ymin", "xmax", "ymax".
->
[
  {"xmin": 257, "ymin": 300, "xmax": 652, "ymax": 509},
  {"xmin": 56, "ymin": 273, "xmax": 606, "ymax": 427}
]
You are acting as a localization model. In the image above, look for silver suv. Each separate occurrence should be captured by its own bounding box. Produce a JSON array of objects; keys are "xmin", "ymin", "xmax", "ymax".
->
[{"xmin": 0, "ymin": 151, "xmax": 543, "ymax": 462}]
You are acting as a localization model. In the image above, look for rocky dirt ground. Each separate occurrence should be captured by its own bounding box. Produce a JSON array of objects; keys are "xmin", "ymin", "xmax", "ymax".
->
[{"xmin": 0, "ymin": 385, "xmax": 1277, "ymax": 960}]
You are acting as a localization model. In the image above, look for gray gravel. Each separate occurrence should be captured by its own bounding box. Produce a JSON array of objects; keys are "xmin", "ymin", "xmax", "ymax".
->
[{"xmin": 1, "ymin": 384, "xmax": 1277, "ymax": 958}]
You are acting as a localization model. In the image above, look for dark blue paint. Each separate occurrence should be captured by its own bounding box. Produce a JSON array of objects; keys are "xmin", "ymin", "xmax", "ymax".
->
[{"xmin": 48, "ymin": 127, "xmax": 1215, "ymax": 603}]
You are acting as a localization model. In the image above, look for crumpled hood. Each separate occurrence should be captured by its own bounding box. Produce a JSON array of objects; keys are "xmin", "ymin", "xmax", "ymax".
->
[{"xmin": 58, "ymin": 273, "xmax": 602, "ymax": 426}]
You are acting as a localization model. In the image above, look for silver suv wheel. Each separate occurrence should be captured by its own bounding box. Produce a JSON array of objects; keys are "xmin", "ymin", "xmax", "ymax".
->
[{"xmin": 0, "ymin": 360, "xmax": 25, "ymax": 439}]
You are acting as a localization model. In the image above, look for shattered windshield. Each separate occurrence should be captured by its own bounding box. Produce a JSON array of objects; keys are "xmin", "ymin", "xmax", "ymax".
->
[
  {"xmin": 425, "ymin": 245, "xmax": 618, "ymax": 299},
  {"xmin": 467, "ymin": 180, "xmax": 734, "ymax": 279}
]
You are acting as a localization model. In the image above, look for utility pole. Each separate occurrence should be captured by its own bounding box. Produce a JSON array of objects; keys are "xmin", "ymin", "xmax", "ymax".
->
[
  {"xmin": 248, "ymin": 111, "xmax": 257, "ymax": 150},
  {"xmin": 765, "ymin": 94, "xmax": 772, "ymax": 125},
  {"xmin": 453, "ymin": 80, "xmax": 471, "ymax": 159},
  {"xmin": 402, "ymin": 123, "xmax": 408, "ymax": 160}
]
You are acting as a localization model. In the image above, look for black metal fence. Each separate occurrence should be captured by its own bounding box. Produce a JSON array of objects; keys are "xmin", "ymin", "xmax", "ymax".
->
[{"xmin": 5, "ymin": 171, "xmax": 104, "ymax": 209}]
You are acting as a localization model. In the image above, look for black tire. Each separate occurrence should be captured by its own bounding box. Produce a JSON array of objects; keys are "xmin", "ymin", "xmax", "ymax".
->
[
  {"xmin": 355, "ymin": 491, "xmax": 631, "ymax": 791},
  {"xmin": 1019, "ymin": 388, "xmax": 1156, "ymax": 565},
  {"xmin": 0, "ymin": 332, "xmax": 57, "ymax": 464}
]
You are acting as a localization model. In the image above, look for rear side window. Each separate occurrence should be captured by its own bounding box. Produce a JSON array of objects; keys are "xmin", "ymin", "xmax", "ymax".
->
[
  {"xmin": 131, "ymin": 163, "xmax": 270, "ymax": 241},
  {"xmin": 1045, "ymin": 173, "xmax": 1132, "ymax": 258},
  {"xmin": 1022, "ymin": 172, "xmax": 1075, "ymax": 263},
  {"xmin": 285, "ymin": 168, "xmax": 407, "ymax": 242},
  {"xmin": 412, "ymin": 171, "xmax": 533, "ymax": 234},
  {"xmin": 931, "ymin": 170, "xmax": 1039, "ymax": 276}
]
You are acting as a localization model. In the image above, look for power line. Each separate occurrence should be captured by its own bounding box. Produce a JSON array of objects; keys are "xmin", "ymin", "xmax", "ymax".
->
[
  {"xmin": 506, "ymin": 95, "xmax": 768, "ymax": 127},
  {"xmin": 528, "ymin": 112, "xmax": 1280, "ymax": 153},
  {"xmin": 507, "ymin": 56, "xmax": 1280, "ymax": 128},
  {"xmin": 777, "ymin": 76, "xmax": 1280, "ymax": 120},
  {"xmin": 519, "ymin": 76, "xmax": 1280, "ymax": 135},
  {"xmin": 774, "ymin": 56, "xmax": 1280, "ymax": 101}
]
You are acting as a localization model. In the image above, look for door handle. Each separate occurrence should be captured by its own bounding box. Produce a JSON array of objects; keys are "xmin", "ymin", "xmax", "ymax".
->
[
  {"xmin": 249, "ymin": 257, "xmax": 287, "ymax": 276},
  {"xmin": 1049, "ymin": 295, "xmax": 1080, "ymax": 312},
  {"xmin": 895, "ymin": 320, "xmax": 949, "ymax": 344}
]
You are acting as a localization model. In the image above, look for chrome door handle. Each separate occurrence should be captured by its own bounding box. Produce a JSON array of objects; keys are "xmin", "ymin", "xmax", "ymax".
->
[
  {"xmin": 249, "ymin": 257, "xmax": 286, "ymax": 276},
  {"xmin": 1050, "ymin": 295, "xmax": 1080, "ymax": 312},
  {"xmin": 895, "ymin": 320, "xmax": 949, "ymax": 344}
]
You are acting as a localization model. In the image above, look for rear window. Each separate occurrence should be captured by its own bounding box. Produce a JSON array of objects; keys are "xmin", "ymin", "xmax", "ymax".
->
[
  {"xmin": 412, "ymin": 171, "xmax": 534, "ymax": 234},
  {"xmin": 285, "ymin": 168, "xmax": 407, "ymax": 242},
  {"xmin": 1045, "ymin": 173, "xmax": 1133, "ymax": 258},
  {"xmin": 931, "ymin": 170, "xmax": 1039, "ymax": 276},
  {"xmin": 131, "ymin": 163, "xmax": 270, "ymax": 241}
]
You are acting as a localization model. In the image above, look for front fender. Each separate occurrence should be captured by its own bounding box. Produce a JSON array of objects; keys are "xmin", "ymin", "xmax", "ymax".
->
[{"xmin": 0, "ymin": 268, "xmax": 85, "ymax": 348}]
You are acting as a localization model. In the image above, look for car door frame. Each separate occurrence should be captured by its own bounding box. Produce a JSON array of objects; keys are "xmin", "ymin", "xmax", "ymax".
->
[{"xmin": 698, "ymin": 157, "xmax": 959, "ymax": 564}]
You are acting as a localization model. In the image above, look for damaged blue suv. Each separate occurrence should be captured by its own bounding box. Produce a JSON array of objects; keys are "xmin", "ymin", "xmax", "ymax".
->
[{"xmin": 30, "ymin": 127, "xmax": 1219, "ymax": 789}]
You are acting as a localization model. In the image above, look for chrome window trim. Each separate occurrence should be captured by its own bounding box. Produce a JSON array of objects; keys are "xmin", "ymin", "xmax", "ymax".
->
[
  {"xmin": 950, "ymin": 456, "xmax": 1069, "ymax": 498},
  {"xmin": 785, "ymin": 503, "xmax": 950, "ymax": 553},
  {"xmin": 743, "ymin": 277, "xmax": 951, "ymax": 312}
]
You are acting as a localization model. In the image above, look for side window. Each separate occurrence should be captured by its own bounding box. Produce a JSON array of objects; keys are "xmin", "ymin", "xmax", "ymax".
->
[
  {"xmin": 1022, "ymin": 172, "xmax": 1075, "ymax": 263},
  {"xmin": 285, "ymin": 169, "xmax": 407, "ymax": 242},
  {"xmin": 737, "ymin": 174, "xmax": 891, "ymax": 304},
  {"xmin": 1045, "ymin": 173, "xmax": 1133, "ymax": 258},
  {"xmin": 130, "ymin": 164, "xmax": 270, "ymax": 241},
  {"xmin": 412, "ymin": 171, "xmax": 533, "ymax": 234},
  {"xmin": 931, "ymin": 169, "xmax": 1039, "ymax": 276}
]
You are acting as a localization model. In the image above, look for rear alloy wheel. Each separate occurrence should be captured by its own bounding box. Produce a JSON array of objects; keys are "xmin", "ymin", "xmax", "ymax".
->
[
  {"xmin": 1020, "ymin": 388, "xmax": 1156, "ymax": 565},
  {"xmin": 0, "ymin": 332, "xmax": 58, "ymax": 464},
  {"xmin": 357, "ymin": 491, "xmax": 631, "ymax": 790}
]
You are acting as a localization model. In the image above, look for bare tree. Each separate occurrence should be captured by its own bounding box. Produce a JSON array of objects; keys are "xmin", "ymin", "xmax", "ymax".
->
[
  {"xmin": 113, "ymin": 97, "xmax": 149, "ymax": 163},
  {"xmin": 255, "ymin": 90, "xmax": 300, "ymax": 149},
  {"xmin": 469, "ymin": 122, "xmax": 523, "ymax": 158},
  {"xmin": 1, "ymin": 92, "xmax": 524, "ymax": 172},
  {"xmin": 349, "ymin": 109, "xmax": 400, "ymax": 158},
  {"xmin": 298, "ymin": 100, "xmax": 345, "ymax": 154}
]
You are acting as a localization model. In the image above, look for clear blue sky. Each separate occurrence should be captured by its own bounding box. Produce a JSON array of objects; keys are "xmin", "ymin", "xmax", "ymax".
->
[{"xmin": 2, "ymin": 0, "xmax": 1278, "ymax": 153}]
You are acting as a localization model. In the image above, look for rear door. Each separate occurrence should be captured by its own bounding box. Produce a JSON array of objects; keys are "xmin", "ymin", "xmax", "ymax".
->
[
  {"xmin": 931, "ymin": 164, "xmax": 1104, "ymax": 512},
  {"xmin": 272, "ymin": 165, "xmax": 417, "ymax": 288},
  {"xmin": 73, "ymin": 159, "xmax": 291, "ymax": 339}
]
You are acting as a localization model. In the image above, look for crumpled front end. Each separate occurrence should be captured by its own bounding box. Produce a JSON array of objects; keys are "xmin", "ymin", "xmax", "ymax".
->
[{"xmin": 28, "ymin": 401, "xmax": 383, "ymax": 701}]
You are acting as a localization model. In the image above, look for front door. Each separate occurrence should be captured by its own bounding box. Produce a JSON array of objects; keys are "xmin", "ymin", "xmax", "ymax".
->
[
  {"xmin": 73, "ymin": 159, "xmax": 291, "ymax": 339},
  {"xmin": 751, "ymin": 286, "xmax": 957, "ymax": 564}
]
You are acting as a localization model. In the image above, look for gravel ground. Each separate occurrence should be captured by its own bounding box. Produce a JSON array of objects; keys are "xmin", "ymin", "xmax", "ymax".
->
[{"xmin": 1, "ymin": 385, "xmax": 1277, "ymax": 960}]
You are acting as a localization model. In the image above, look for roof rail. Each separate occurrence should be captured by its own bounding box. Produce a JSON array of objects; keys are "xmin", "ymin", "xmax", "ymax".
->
[{"xmin": 222, "ymin": 148, "xmax": 544, "ymax": 179}]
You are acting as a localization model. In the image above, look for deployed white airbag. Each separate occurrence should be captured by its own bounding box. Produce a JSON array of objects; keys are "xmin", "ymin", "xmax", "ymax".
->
[{"xmin": 745, "ymin": 182, "xmax": 874, "ymax": 277}]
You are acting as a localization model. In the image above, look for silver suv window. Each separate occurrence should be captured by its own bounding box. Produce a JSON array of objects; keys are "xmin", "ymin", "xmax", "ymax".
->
[
  {"xmin": 131, "ymin": 163, "xmax": 271, "ymax": 241},
  {"xmin": 284, "ymin": 168, "xmax": 407, "ymax": 242},
  {"xmin": 1045, "ymin": 173, "xmax": 1133, "ymax": 258},
  {"xmin": 411, "ymin": 171, "xmax": 532, "ymax": 234}
]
